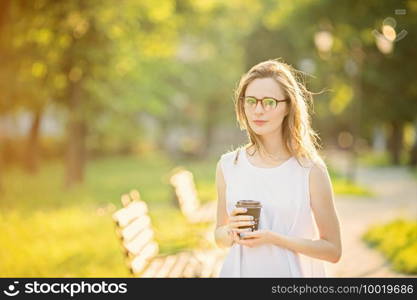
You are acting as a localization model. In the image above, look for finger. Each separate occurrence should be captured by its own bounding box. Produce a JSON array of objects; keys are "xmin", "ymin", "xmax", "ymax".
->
[
  {"xmin": 240, "ymin": 234, "xmax": 257, "ymax": 240},
  {"xmin": 234, "ymin": 228, "xmax": 253, "ymax": 233},
  {"xmin": 231, "ymin": 207, "xmax": 248, "ymax": 216},
  {"xmin": 230, "ymin": 215, "xmax": 254, "ymax": 222},
  {"xmin": 241, "ymin": 231, "xmax": 259, "ymax": 237},
  {"xmin": 229, "ymin": 221, "xmax": 255, "ymax": 229}
]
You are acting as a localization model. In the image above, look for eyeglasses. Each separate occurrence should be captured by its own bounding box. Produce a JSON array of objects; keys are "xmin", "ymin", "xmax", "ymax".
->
[{"xmin": 241, "ymin": 96, "xmax": 289, "ymax": 112}]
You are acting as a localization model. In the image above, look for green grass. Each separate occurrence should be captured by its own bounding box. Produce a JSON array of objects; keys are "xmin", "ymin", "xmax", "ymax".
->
[
  {"xmin": 0, "ymin": 205, "xmax": 129, "ymax": 277},
  {"xmin": 0, "ymin": 151, "xmax": 370, "ymax": 277},
  {"xmin": 362, "ymin": 219, "xmax": 417, "ymax": 275}
]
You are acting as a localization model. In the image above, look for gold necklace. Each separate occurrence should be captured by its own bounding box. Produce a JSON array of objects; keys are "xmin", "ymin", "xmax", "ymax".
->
[
  {"xmin": 259, "ymin": 148, "xmax": 291, "ymax": 161},
  {"xmin": 246, "ymin": 145, "xmax": 291, "ymax": 162}
]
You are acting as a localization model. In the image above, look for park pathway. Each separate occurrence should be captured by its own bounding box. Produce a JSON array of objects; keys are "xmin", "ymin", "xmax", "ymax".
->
[{"xmin": 324, "ymin": 151, "xmax": 417, "ymax": 277}]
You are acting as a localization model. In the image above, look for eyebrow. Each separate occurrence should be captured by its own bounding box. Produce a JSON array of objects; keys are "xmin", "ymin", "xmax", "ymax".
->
[{"xmin": 244, "ymin": 95, "xmax": 279, "ymax": 99}]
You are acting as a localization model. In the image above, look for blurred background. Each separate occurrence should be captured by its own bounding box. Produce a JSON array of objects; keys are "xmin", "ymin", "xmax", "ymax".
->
[{"xmin": 0, "ymin": 0, "xmax": 416, "ymax": 277}]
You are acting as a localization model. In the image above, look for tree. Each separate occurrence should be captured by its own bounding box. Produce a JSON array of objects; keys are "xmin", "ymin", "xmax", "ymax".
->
[{"xmin": 1, "ymin": 0, "xmax": 187, "ymax": 187}]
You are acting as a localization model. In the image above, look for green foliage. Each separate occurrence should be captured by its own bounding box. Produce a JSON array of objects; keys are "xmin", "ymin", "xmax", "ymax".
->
[
  {"xmin": 358, "ymin": 151, "xmax": 410, "ymax": 167},
  {"xmin": 392, "ymin": 241, "xmax": 417, "ymax": 275},
  {"xmin": 2, "ymin": 0, "xmax": 416, "ymax": 166},
  {"xmin": 333, "ymin": 180, "xmax": 372, "ymax": 197},
  {"xmin": 328, "ymin": 166, "xmax": 372, "ymax": 196},
  {"xmin": 362, "ymin": 219, "xmax": 417, "ymax": 274},
  {"xmin": 358, "ymin": 151, "xmax": 393, "ymax": 167}
]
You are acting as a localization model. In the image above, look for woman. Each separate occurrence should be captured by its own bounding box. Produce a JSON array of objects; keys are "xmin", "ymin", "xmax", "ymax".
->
[{"xmin": 214, "ymin": 59, "xmax": 342, "ymax": 277}]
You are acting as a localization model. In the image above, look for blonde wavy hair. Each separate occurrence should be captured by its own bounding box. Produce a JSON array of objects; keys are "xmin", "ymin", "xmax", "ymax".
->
[{"xmin": 232, "ymin": 58, "xmax": 325, "ymax": 168}]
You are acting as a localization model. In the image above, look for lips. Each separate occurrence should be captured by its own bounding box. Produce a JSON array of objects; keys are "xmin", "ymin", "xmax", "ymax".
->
[{"xmin": 253, "ymin": 120, "xmax": 268, "ymax": 126}]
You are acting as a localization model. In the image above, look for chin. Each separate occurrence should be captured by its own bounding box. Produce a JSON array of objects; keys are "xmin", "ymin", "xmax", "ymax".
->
[
  {"xmin": 251, "ymin": 125, "xmax": 280, "ymax": 136},
  {"xmin": 252, "ymin": 128, "xmax": 272, "ymax": 136}
]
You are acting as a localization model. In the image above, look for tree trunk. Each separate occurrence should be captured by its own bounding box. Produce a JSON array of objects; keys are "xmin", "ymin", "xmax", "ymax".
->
[
  {"xmin": 410, "ymin": 141, "xmax": 417, "ymax": 167},
  {"xmin": 409, "ymin": 121, "xmax": 417, "ymax": 167},
  {"xmin": 0, "ymin": 0, "xmax": 11, "ymax": 31},
  {"xmin": 0, "ymin": 139, "xmax": 3, "ymax": 195},
  {"xmin": 202, "ymin": 98, "xmax": 219, "ymax": 157},
  {"xmin": 24, "ymin": 109, "xmax": 42, "ymax": 173},
  {"xmin": 388, "ymin": 120, "xmax": 404, "ymax": 165},
  {"xmin": 65, "ymin": 82, "xmax": 87, "ymax": 188},
  {"xmin": 156, "ymin": 117, "xmax": 169, "ymax": 154},
  {"xmin": 65, "ymin": 119, "xmax": 87, "ymax": 188}
]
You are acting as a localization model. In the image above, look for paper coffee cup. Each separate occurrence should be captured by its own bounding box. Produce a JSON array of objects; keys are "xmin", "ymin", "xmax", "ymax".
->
[{"xmin": 235, "ymin": 200, "xmax": 262, "ymax": 231}]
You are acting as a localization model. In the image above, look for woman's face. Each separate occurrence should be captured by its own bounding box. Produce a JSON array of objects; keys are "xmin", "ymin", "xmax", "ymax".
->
[{"xmin": 244, "ymin": 77, "xmax": 289, "ymax": 136}]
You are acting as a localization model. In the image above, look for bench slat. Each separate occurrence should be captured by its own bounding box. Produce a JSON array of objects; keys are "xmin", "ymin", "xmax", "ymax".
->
[
  {"xmin": 130, "ymin": 242, "xmax": 159, "ymax": 275},
  {"xmin": 200, "ymin": 203, "xmax": 215, "ymax": 222},
  {"xmin": 119, "ymin": 215, "xmax": 151, "ymax": 242},
  {"xmin": 212, "ymin": 257, "xmax": 224, "ymax": 278},
  {"xmin": 170, "ymin": 171, "xmax": 199, "ymax": 215},
  {"xmin": 193, "ymin": 249, "xmax": 223, "ymax": 278},
  {"xmin": 124, "ymin": 228, "xmax": 154, "ymax": 256},
  {"xmin": 140, "ymin": 258, "xmax": 164, "ymax": 278},
  {"xmin": 189, "ymin": 206, "xmax": 212, "ymax": 223},
  {"xmin": 113, "ymin": 201, "xmax": 148, "ymax": 227},
  {"xmin": 170, "ymin": 169, "xmax": 217, "ymax": 223},
  {"xmin": 114, "ymin": 196, "xmax": 212, "ymax": 278},
  {"xmin": 182, "ymin": 256, "xmax": 201, "ymax": 278},
  {"xmin": 167, "ymin": 252, "xmax": 192, "ymax": 277},
  {"xmin": 154, "ymin": 255, "xmax": 178, "ymax": 278}
]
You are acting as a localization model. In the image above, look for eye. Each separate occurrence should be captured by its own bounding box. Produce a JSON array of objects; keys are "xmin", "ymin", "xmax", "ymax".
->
[
  {"xmin": 245, "ymin": 97, "xmax": 257, "ymax": 105},
  {"xmin": 263, "ymin": 98, "xmax": 276, "ymax": 107}
]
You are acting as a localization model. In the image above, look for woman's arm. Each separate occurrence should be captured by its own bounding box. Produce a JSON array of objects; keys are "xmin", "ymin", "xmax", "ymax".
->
[
  {"xmin": 214, "ymin": 161, "xmax": 234, "ymax": 248},
  {"xmin": 270, "ymin": 162, "xmax": 342, "ymax": 263},
  {"xmin": 214, "ymin": 160, "xmax": 257, "ymax": 248},
  {"xmin": 238, "ymin": 162, "xmax": 342, "ymax": 263}
]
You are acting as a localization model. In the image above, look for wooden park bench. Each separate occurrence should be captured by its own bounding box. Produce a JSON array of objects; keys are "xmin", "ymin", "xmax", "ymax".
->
[
  {"xmin": 112, "ymin": 189, "xmax": 225, "ymax": 277},
  {"xmin": 169, "ymin": 167, "xmax": 217, "ymax": 224}
]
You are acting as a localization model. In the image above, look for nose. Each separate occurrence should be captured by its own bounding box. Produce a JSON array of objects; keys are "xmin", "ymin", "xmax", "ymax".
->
[{"xmin": 254, "ymin": 101, "xmax": 264, "ymax": 114}]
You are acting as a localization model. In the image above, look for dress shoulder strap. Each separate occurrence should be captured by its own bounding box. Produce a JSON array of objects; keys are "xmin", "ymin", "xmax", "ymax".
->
[{"xmin": 233, "ymin": 148, "xmax": 241, "ymax": 165}]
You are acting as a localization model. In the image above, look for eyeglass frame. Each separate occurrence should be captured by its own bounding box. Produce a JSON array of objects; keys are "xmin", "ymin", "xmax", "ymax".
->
[{"xmin": 240, "ymin": 95, "xmax": 289, "ymax": 111}]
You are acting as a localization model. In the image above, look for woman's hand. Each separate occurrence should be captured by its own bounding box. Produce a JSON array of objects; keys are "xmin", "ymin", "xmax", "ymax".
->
[
  {"xmin": 235, "ymin": 229, "xmax": 274, "ymax": 248},
  {"xmin": 227, "ymin": 207, "xmax": 255, "ymax": 241}
]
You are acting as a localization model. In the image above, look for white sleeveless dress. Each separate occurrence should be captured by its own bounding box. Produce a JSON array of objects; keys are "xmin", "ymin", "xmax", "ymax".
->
[{"xmin": 218, "ymin": 147, "xmax": 327, "ymax": 277}]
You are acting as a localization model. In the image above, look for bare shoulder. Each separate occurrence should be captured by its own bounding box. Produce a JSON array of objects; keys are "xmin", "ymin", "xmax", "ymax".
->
[
  {"xmin": 309, "ymin": 160, "xmax": 333, "ymax": 198},
  {"xmin": 216, "ymin": 159, "xmax": 222, "ymax": 175},
  {"xmin": 310, "ymin": 160, "xmax": 329, "ymax": 177},
  {"xmin": 215, "ymin": 159, "xmax": 226, "ymax": 187}
]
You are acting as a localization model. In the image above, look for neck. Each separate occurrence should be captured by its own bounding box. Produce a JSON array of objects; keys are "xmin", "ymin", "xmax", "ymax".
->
[{"xmin": 258, "ymin": 128, "xmax": 290, "ymax": 158}]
